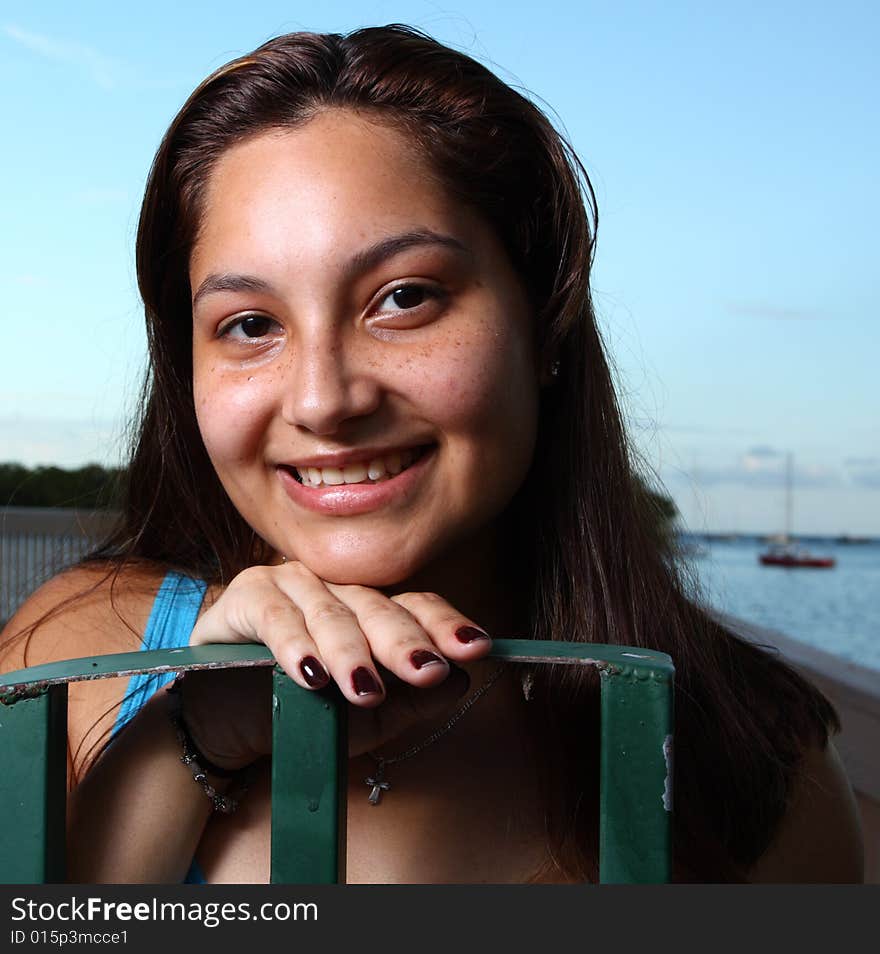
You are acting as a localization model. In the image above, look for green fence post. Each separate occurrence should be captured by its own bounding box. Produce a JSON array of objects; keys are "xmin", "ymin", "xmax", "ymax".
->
[
  {"xmin": 270, "ymin": 667, "xmax": 346, "ymax": 883},
  {"xmin": 0, "ymin": 684, "xmax": 68, "ymax": 883},
  {"xmin": 599, "ymin": 656, "xmax": 674, "ymax": 883}
]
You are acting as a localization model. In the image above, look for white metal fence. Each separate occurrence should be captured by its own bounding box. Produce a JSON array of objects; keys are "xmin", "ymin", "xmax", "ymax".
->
[{"xmin": 0, "ymin": 507, "xmax": 118, "ymax": 626}]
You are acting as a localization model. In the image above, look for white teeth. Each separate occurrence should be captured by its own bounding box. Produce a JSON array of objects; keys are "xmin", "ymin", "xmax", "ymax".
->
[
  {"xmin": 320, "ymin": 466, "xmax": 344, "ymax": 486},
  {"xmin": 294, "ymin": 447, "xmax": 424, "ymax": 487},
  {"xmin": 342, "ymin": 463, "xmax": 368, "ymax": 483},
  {"xmin": 367, "ymin": 458, "xmax": 387, "ymax": 480}
]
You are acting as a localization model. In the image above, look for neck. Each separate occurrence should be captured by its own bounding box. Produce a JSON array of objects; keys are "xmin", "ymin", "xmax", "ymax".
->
[{"xmin": 383, "ymin": 522, "xmax": 528, "ymax": 638}]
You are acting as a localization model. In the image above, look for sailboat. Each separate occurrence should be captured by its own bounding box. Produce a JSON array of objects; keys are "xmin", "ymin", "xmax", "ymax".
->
[{"xmin": 758, "ymin": 453, "xmax": 835, "ymax": 568}]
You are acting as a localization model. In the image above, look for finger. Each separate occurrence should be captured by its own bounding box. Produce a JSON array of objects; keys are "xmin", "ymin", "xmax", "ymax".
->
[
  {"xmin": 324, "ymin": 583, "xmax": 454, "ymax": 686},
  {"xmin": 387, "ymin": 591, "xmax": 492, "ymax": 660},
  {"xmin": 273, "ymin": 563, "xmax": 386, "ymax": 706},
  {"xmin": 190, "ymin": 569, "xmax": 331, "ymax": 692}
]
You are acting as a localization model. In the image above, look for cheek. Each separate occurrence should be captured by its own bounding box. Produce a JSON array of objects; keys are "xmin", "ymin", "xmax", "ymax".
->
[
  {"xmin": 193, "ymin": 368, "xmax": 272, "ymax": 466},
  {"xmin": 405, "ymin": 320, "xmax": 539, "ymax": 454}
]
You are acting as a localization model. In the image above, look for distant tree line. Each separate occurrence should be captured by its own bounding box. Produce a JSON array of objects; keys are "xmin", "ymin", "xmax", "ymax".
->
[
  {"xmin": 636, "ymin": 475, "xmax": 680, "ymax": 546},
  {"xmin": 643, "ymin": 483, "xmax": 678, "ymax": 525},
  {"xmin": 0, "ymin": 463, "xmax": 124, "ymax": 510}
]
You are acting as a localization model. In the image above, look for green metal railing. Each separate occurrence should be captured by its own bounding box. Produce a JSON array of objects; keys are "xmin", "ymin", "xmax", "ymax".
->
[{"xmin": 0, "ymin": 640, "xmax": 674, "ymax": 884}]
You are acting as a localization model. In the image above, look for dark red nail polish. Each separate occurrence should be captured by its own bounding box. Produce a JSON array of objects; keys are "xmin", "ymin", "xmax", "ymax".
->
[
  {"xmin": 455, "ymin": 625, "xmax": 490, "ymax": 644},
  {"xmin": 352, "ymin": 667, "xmax": 382, "ymax": 696},
  {"xmin": 411, "ymin": 649, "xmax": 446, "ymax": 670},
  {"xmin": 300, "ymin": 656, "xmax": 329, "ymax": 688}
]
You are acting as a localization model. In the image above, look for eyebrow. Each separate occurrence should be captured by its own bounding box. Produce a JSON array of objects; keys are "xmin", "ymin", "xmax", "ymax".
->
[
  {"xmin": 346, "ymin": 229, "xmax": 471, "ymax": 277},
  {"xmin": 191, "ymin": 229, "xmax": 471, "ymax": 308},
  {"xmin": 191, "ymin": 273, "xmax": 275, "ymax": 308}
]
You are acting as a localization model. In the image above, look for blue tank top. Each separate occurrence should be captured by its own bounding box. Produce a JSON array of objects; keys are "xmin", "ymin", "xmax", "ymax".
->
[{"xmin": 112, "ymin": 571, "xmax": 209, "ymax": 884}]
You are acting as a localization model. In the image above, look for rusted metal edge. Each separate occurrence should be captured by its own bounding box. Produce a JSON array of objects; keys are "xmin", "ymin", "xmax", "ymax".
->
[
  {"xmin": 0, "ymin": 645, "xmax": 278, "ymax": 705},
  {"xmin": 493, "ymin": 652, "xmax": 619, "ymax": 668},
  {"xmin": 490, "ymin": 639, "xmax": 674, "ymax": 678},
  {"xmin": 1, "ymin": 639, "xmax": 673, "ymax": 703},
  {"xmin": 0, "ymin": 658, "xmax": 277, "ymax": 704}
]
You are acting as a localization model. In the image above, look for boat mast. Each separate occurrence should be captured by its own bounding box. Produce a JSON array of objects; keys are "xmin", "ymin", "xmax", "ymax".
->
[{"xmin": 784, "ymin": 452, "xmax": 793, "ymax": 545}]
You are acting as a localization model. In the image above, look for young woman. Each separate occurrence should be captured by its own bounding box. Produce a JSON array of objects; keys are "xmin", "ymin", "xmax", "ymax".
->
[{"xmin": 1, "ymin": 25, "xmax": 863, "ymax": 883}]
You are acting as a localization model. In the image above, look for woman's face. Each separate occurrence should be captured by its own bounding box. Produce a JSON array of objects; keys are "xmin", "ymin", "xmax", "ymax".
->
[{"xmin": 190, "ymin": 109, "xmax": 540, "ymax": 586}]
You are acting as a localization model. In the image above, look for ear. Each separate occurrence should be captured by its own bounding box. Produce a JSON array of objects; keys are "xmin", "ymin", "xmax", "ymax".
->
[{"xmin": 539, "ymin": 358, "xmax": 561, "ymax": 388}]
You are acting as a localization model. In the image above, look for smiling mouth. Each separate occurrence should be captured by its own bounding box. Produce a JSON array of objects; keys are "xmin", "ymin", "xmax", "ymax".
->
[{"xmin": 282, "ymin": 445, "xmax": 432, "ymax": 489}]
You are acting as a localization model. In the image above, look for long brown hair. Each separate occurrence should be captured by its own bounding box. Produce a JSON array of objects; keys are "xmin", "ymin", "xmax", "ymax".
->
[{"xmin": 91, "ymin": 25, "xmax": 836, "ymax": 881}]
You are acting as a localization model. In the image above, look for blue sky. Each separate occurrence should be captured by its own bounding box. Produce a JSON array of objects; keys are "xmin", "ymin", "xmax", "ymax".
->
[{"xmin": 1, "ymin": 0, "xmax": 877, "ymax": 534}]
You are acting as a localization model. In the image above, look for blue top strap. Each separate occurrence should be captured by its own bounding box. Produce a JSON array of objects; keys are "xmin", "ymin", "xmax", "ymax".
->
[
  {"xmin": 109, "ymin": 571, "xmax": 210, "ymax": 885},
  {"xmin": 113, "ymin": 572, "xmax": 208, "ymax": 735}
]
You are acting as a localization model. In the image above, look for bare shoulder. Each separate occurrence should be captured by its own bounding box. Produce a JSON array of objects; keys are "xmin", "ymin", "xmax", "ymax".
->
[
  {"xmin": 747, "ymin": 739, "xmax": 865, "ymax": 883},
  {"xmin": 1, "ymin": 562, "xmax": 170, "ymax": 779},
  {"xmin": 0, "ymin": 562, "xmax": 166, "ymax": 670}
]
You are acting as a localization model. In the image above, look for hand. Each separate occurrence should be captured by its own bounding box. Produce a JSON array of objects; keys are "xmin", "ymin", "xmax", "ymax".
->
[{"xmin": 180, "ymin": 562, "xmax": 493, "ymax": 769}]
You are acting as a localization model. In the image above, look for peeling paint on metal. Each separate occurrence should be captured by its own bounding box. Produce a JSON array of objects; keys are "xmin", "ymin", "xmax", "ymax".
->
[
  {"xmin": 0, "ymin": 681, "xmax": 52, "ymax": 705},
  {"xmin": 662, "ymin": 734, "xmax": 674, "ymax": 812}
]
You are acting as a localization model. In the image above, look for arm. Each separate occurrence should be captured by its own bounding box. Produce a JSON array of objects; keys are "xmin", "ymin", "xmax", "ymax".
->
[
  {"xmin": 66, "ymin": 687, "xmax": 225, "ymax": 882},
  {"xmin": 1, "ymin": 565, "xmax": 217, "ymax": 883},
  {"xmin": 747, "ymin": 739, "xmax": 865, "ymax": 883}
]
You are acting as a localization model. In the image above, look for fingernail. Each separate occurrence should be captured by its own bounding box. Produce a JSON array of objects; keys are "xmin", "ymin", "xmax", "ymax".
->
[
  {"xmin": 300, "ymin": 656, "xmax": 329, "ymax": 688},
  {"xmin": 410, "ymin": 649, "xmax": 447, "ymax": 670},
  {"xmin": 455, "ymin": 625, "xmax": 490, "ymax": 644},
  {"xmin": 352, "ymin": 667, "xmax": 382, "ymax": 696}
]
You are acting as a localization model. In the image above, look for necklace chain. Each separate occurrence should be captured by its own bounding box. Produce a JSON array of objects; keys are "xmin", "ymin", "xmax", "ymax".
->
[
  {"xmin": 365, "ymin": 663, "xmax": 506, "ymax": 804},
  {"xmin": 279, "ymin": 551, "xmax": 505, "ymax": 804}
]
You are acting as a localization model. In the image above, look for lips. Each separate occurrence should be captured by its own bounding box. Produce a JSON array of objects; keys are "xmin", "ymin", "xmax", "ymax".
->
[
  {"xmin": 276, "ymin": 444, "xmax": 435, "ymax": 517},
  {"xmin": 282, "ymin": 445, "xmax": 431, "ymax": 488}
]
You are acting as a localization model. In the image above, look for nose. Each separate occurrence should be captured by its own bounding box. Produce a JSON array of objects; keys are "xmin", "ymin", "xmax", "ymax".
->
[{"xmin": 280, "ymin": 335, "xmax": 382, "ymax": 435}]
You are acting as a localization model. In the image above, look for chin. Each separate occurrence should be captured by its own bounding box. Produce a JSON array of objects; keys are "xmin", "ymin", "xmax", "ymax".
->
[
  {"xmin": 287, "ymin": 547, "xmax": 425, "ymax": 589},
  {"xmin": 304, "ymin": 564, "xmax": 416, "ymax": 589}
]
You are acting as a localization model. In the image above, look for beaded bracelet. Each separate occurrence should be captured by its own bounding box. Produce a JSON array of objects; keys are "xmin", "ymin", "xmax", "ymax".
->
[{"xmin": 167, "ymin": 677, "xmax": 252, "ymax": 814}]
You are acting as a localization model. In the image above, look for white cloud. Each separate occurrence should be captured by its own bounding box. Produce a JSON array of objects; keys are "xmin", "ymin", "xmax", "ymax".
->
[
  {"xmin": 845, "ymin": 459, "xmax": 880, "ymax": 489},
  {"xmin": 723, "ymin": 301, "xmax": 824, "ymax": 321},
  {"xmin": 745, "ymin": 445, "xmax": 782, "ymax": 459},
  {"xmin": 3, "ymin": 24, "xmax": 125, "ymax": 89},
  {"xmin": 677, "ymin": 450, "xmax": 839, "ymax": 490}
]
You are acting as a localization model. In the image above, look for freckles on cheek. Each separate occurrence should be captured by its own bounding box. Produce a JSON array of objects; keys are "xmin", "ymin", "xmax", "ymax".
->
[
  {"xmin": 403, "ymin": 351, "xmax": 487, "ymax": 425},
  {"xmin": 412, "ymin": 329, "xmax": 523, "ymax": 429}
]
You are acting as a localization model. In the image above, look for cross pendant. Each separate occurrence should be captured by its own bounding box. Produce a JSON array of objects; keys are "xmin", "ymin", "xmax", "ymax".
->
[{"xmin": 365, "ymin": 768, "xmax": 390, "ymax": 805}]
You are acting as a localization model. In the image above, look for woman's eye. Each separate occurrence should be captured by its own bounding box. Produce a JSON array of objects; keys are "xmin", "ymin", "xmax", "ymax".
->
[
  {"xmin": 220, "ymin": 314, "xmax": 280, "ymax": 340},
  {"xmin": 375, "ymin": 284, "xmax": 433, "ymax": 312}
]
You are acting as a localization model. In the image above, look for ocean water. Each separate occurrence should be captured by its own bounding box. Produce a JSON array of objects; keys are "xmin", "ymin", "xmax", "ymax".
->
[{"xmin": 683, "ymin": 537, "xmax": 880, "ymax": 674}]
